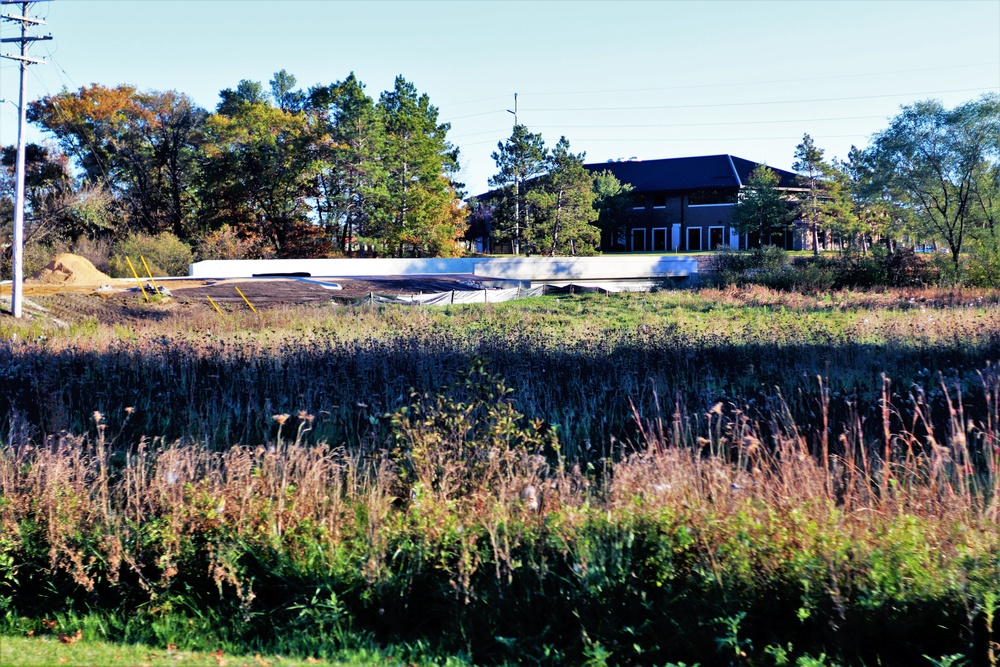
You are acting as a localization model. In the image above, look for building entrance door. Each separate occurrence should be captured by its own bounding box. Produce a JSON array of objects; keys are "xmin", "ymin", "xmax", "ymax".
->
[
  {"xmin": 652, "ymin": 228, "xmax": 667, "ymax": 252},
  {"xmin": 631, "ymin": 228, "xmax": 646, "ymax": 252},
  {"xmin": 686, "ymin": 227, "xmax": 701, "ymax": 251}
]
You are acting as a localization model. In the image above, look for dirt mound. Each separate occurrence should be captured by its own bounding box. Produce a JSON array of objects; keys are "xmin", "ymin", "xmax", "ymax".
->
[{"xmin": 31, "ymin": 253, "xmax": 113, "ymax": 285}]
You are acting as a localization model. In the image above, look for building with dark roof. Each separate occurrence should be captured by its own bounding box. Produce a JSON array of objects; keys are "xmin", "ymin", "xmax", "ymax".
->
[
  {"xmin": 585, "ymin": 154, "xmax": 802, "ymax": 252},
  {"xmin": 467, "ymin": 154, "xmax": 804, "ymax": 254}
]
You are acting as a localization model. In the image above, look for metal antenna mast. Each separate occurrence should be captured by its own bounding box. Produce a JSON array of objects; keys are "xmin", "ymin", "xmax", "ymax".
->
[{"xmin": 1, "ymin": 0, "xmax": 51, "ymax": 318}]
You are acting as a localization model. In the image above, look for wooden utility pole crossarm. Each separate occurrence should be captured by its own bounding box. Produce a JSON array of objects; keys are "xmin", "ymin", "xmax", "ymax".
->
[{"xmin": 1, "ymin": 0, "xmax": 51, "ymax": 318}]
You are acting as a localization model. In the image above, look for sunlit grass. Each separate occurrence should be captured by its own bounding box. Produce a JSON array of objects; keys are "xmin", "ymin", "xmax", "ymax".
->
[{"xmin": 2, "ymin": 285, "xmax": 1000, "ymax": 665}]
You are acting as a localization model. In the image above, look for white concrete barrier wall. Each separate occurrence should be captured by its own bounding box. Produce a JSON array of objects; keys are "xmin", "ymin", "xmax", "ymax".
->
[
  {"xmin": 472, "ymin": 256, "xmax": 696, "ymax": 279},
  {"xmin": 189, "ymin": 257, "xmax": 481, "ymax": 278},
  {"xmin": 189, "ymin": 256, "xmax": 698, "ymax": 280}
]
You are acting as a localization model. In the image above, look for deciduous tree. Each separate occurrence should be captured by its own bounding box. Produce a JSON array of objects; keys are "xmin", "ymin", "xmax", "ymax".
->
[
  {"xmin": 863, "ymin": 94, "xmax": 1000, "ymax": 269},
  {"xmin": 28, "ymin": 85, "xmax": 207, "ymax": 238},
  {"xmin": 592, "ymin": 170, "xmax": 633, "ymax": 251},
  {"xmin": 200, "ymin": 83, "xmax": 322, "ymax": 257}
]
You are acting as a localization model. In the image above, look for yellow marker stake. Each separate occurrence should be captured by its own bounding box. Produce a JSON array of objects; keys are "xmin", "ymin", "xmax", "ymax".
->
[
  {"xmin": 139, "ymin": 255, "xmax": 160, "ymax": 294},
  {"xmin": 234, "ymin": 286, "xmax": 258, "ymax": 313},
  {"xmin": 124, "ymin": 257, "xmax": 149, "ymax": 302},
  {"xmin": 206, "ymin": 295, "xmax": 223, "ymax": 314}
]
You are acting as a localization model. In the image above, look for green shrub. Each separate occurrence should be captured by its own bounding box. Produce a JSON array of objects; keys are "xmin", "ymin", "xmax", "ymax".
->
[
  {"xmin": 707, "ymin": 246, "xmax": 788, "ymax": 286},
  {"xmin": 965, "ymin": 233, "xmax": 1000, "ymax": 288},
  {"xmin": 107, "ymin": 232, "xmax": 193, "ymax": 278},
  {"xmin": 719, "ymin": 247, "xmax": 932, "ymax": 291}
]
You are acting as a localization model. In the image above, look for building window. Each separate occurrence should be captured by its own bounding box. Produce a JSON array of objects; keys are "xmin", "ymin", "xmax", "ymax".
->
[
  {"xmin": 688, "ymin": 189, "xmax": 737, "ymax": 206},
  {"xmin": 652, "ymin": 193, "xmax": 667, "ymax": 208},
  {"xmin": 631, "ymin": 194, "xmax": 646, "ymax": 210}
]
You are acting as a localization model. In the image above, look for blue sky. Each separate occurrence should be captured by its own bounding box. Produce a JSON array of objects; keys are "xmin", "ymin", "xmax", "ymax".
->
[{"xmin": 2, "ymin": 0, "xmax": 998, "ymax": 195}]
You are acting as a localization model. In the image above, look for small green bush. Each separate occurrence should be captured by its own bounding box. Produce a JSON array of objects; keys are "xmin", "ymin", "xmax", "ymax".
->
[
  {"xmin": 965, "ymin": 233, "xmax": 1000, "ymax": 288},
  {"xmin": 707, "ymin": 246, "xmax": 788, "ymax": 286},
  {"xmin": 107, "ymin": 232, "xmax": 193, "ymax": 278},
  {"xmin": 711, "ymin": 246, "xmax": 932, "ymax": 291}
]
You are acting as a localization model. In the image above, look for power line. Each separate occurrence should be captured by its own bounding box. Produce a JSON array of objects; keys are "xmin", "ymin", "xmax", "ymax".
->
[
  {"xmin": 457, "ymin": 132, "xmax": 870, "ymax": 149},
  {"xmin": 449, "ymin": 114, "xmax": 891, "ymax": 138},
  {"xmin": 518, "ymin": 62, "xmax": 1000, "ymax": 98},
  {"xmin": 439, "ymin": 62, "xmax": 998, "ymax": 109},
  {"xmin": 523, "ymin": 86, "xmax": 997, "ymax": 113},
  {"xmin": 442, "ymin": 86, "xmax": 997, "ymax": 124}
]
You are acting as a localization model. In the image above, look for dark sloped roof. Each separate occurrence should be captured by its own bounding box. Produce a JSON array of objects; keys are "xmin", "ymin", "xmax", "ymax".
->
[{"xmin": 584, "ymin": 154, "xmax": 799, "ymax": 192}]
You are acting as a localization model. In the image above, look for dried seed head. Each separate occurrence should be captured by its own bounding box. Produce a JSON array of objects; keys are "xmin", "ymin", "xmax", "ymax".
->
[
  {"xmin": 520, "ymin": 484, "xmax": 539, "ymax": 511},
  {"xmin": 92, "ymin": 411, "xmax": 103, "ymax": 424},
  {"xmin": 272, "ymin": 414, "xmax": 289, "ymax": 425},
  {"xmin": 125, "ymin": 406, "xmax": 135, "ymax": 415}
]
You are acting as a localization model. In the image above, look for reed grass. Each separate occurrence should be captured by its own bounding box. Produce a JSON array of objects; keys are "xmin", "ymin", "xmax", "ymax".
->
[{"xmin": 1, "ymin": 286, "xmax": 1000, "ymax": 665}]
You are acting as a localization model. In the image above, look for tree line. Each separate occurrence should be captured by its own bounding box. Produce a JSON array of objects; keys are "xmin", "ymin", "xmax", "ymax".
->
[
  {"xmin": 1, "ymin": 79, "xmax": 997, "ymax": 279},
  {"xmin": 733, "ymin": 94, "xmax": 999, "ymax": 276},
  {"xmin": 467, "ymin": 125, "xmax": 631, "ymax": 256},
  {"xmin": 0, "ymin": 70, "xmax": 467, "ymax": 274}
]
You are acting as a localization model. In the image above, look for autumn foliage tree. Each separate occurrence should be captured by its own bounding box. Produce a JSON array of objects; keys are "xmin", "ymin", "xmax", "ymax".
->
[
  {"xmin": 28, "ymin": 84, "xmax": 207, "ymax": 238},
  {"xmin": 22, "ymin": 73, "xmax": 467, "ymax": 260}
]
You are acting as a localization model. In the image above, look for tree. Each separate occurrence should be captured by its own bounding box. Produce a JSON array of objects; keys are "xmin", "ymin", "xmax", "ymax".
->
[
  {"xmin": 489, "ymin": 125, "xmax": 547, "ymax": 254},
  {"xmin": 1, "ymin": 143, "xmax": 73, "ymax": 278},
  {"xmin": 822, "ymin": 160, "xmax": 862, "ymax": 251},
  {"xmin": 729, "ymin": 165, "xmax": 791, "ymax": 247},
  {"xmin": 28, "ymin": 85, "xmax": 207, "ymax": 239},
  {"xmin": 524, "ymin": 137, "xmax": 599, "ymax": 255},
  {"xmin": 863, "ymin": 94, "xmax": 1000, "ymax": 269},
  {"xmin": 792, "ymin": 133, "xmax": 828, "ymax": 255},
  {"xmin": 842, "ymin": 145, "xmax": 912, "ymax": 253},
  {"xmin": 306, "ymin": 73, "xmax": 386, "ymax": 254},
  {"xmin": 200, "ymin": 81, "xmax": 323, "ymax": 257},
  {"xmin": 216, "ymin": 80, "xmax": 268, "ymax": 116},
  {"xmin": 270, "ymin": 69, "xmax": 305, "ymax": 113},
  {"xmin": 375, "ymin": 76, "xmax": 465, "ymax": 257},
  {"xmin": 592, "ymin": 170, "xmax": 634, "ymax": 251}
]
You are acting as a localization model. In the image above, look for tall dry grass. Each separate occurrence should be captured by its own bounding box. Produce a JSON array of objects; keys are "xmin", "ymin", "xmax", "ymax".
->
[{"xmin": 2, "ymin": 362, "xmax": 999, "ymax": 665}]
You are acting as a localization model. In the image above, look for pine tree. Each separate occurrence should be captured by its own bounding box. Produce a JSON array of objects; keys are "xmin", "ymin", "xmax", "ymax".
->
[
  {"xmin": 730, "ymin": 165, "xmax": 790, "ymax": 247},
  {"xmin": 524, "ymin": 137, "xmax": 600, "ymax": 255},
  {"xmin": 376, "ymin": 76, "xmax": 464, "ymax": 257},
  {"xmin": 307, "ymin": 73, "xmax": 386, "ymax": 254},
  {"xmin": 489, "ymin": 125, "xmax": 547, "ymax": 254},
  {"xmin": 793, "ymin": 133, "xmax": 828, "ymax": 255}
]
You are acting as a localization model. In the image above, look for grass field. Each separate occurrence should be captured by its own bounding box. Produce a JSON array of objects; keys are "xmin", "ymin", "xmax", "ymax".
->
[
  {"xmin": 2, "ymin": 285, "xmax": 999, "ymax": 666},
  {"xmin": 1, "ymin": 635, "xmax": 361, "ymax": 667}
]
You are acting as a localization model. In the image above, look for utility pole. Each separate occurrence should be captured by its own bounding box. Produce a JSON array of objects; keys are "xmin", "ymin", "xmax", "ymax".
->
[
  {"xmin": 1, "ymin": 0, "xmax": 51, "ymax": 318},
  {"xmin": 507, "ymin": 93, "xmax": 519, "ymax": 255}
]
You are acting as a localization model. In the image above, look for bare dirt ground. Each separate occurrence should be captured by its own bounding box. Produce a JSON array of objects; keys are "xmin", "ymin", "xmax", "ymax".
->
[{"xmin": 0, "ymin": 275, "xmax": 487, "ymax": 323}]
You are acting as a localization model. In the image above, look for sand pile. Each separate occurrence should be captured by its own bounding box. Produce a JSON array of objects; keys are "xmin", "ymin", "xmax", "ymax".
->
[{"xmin": 32, "ymin": 253, "xmax": 113, "ymax": 285}]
